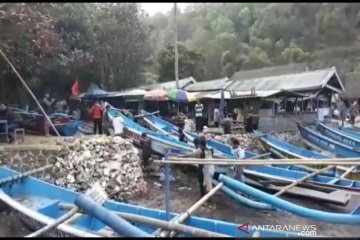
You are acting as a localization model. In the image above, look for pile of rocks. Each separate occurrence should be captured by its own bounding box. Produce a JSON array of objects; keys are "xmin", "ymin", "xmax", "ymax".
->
[
  {"xmin": 272, "ymin": 131, "xmax": 302, "ymax": 146},
  {"xmin": 213, "ymin": 133, "xmax": 259, "ymax": 150},
  {"xmin": 53, "ymin": 136, "xmax": 147, "ymax": 201}
]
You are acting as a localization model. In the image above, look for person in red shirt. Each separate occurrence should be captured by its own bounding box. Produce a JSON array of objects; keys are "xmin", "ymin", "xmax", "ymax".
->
[{"xmin": 88, "ymin": 100, "xmax": 104, "ymax": 134}]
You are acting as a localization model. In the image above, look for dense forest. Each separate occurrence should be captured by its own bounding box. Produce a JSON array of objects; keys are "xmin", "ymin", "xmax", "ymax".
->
[{"xmin": 1, "ymin": 3, "xmax": 360, "ymax": 104}]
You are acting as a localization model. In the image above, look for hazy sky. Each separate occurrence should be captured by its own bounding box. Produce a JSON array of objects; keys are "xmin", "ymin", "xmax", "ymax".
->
[{"xmin": 140, "ymin": 3, "xmax": 188, "ymax": 16}]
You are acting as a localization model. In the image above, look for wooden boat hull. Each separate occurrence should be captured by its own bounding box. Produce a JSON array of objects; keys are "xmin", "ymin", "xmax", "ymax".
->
[
  {"xmin": 316, "ymin": 122, "xmax": 360, "ymax": 150},
  {"xmin": 107, "ymin": 107, "xmax": 194, "ymax": 156},
  {"xmin": 297, "ymin": 123, "xmax": 360, "ymax": 158},
  {"xmin": 0, "ymin": 167, "xmax": 299, "ymax": 237}
]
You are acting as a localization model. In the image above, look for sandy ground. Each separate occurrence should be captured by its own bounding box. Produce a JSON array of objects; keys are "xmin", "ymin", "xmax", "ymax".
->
[{"xmin": 0, "ymin": 134, "xmax": 360, "ymax": 237}]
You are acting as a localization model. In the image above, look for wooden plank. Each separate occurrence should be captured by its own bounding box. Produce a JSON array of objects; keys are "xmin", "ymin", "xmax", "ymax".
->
[
  {"xmin": 245, "ymin": 178, "xmax": 351, "ymax": 205},
  {"xmin": 274, "ymin": 166, "xmax": 334, "ymax": 197}
]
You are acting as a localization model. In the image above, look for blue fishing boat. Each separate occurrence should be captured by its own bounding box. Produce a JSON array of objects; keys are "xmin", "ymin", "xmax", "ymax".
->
[
  {"xmin": 316, "ymin": 121, "xmax": 360, "ymax": 150},
  {"xmin": 254, "ymin": 130, "xmax": 348, "ymax": 177},
  {"xmin": 52, "ymin": 120, "xmax": 80, "ymax": 136},
  {"xmin": 141, "ymin": 110, "xmax": 254, "ymax": 158},
  {"xmin": 78, "ymin": 121, "xmax": 94, "ymax": 135},
  {"xmin": 0, "ymin": 167, "xmax": 299, "ymax": 237},
  {"xmin": 243, "ymin": 164, "xmax": 360, "ymax": 193},
  {"xmin": 297, "ymin": 123, "xmax": 360, "ymax": 158},
  {"xmin": 219, "ymin": 174, "xmax": 360, "ymax": 225},
  {"xmin": 107, "ymin": 106, "xmax": 195, "ymax": 156}
]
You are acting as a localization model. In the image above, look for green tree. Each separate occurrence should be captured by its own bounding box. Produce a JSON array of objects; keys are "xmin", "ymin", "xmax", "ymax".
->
[{"xmin": 156, "ymin": 43, "xmax": 205, "ymax": 82}]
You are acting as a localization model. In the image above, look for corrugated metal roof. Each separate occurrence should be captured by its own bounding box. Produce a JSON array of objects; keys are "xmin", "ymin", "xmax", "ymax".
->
[
  {"xmin": 229, "ymin": 63, "xmax": 308, "ymax": 82},
  {"xmin": 138, "ymin": 77, "xmax": 196, "ymax": 90},
  {"xmin": 184, "ymin": 77, "xmax": 229, "ymax": 92},
  {"xmin": 226, "ymin": 68, "xmax": 340, "ymax": 92}
]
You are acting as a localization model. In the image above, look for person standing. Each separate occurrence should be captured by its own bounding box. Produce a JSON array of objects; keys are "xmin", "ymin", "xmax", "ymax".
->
[
  {"xmin": 244, "ymin": 106, "xmax": 255, "ymax": 133},
  {"xmin": 195, "ymin": 100, "xmax": 204, "ymax": 132},
  {"xmin": 89, "ymin": 100, "xmax": 103, "ymax": 134},
  {"xmin": 213, "ymin": 104, "xmax": 220, "ymax": 128},
  {"xmin": 184, "ymin": 113, "xmax": 195, "ymax": 132},
  {"xmin": 231, "ymin": 138, "xmax": 246, "ymax": 183},
  {"xmin": 0, "ymin": 104, "xmax": 22, "ymax": 143},
  {"xmin": 179, "ymin": 137, "xmax": 215, "ymax": 208}
]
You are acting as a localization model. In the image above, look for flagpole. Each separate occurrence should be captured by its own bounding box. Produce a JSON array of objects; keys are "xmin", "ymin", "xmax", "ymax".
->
[{"xmin": 174, "ymin": 2, "xmax": 179, "ymax": 89}]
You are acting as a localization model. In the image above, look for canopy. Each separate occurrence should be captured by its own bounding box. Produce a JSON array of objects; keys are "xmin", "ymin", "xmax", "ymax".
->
[
  {"xmin": 165, "ymin": 89, "xmax": 197, "ymax": 102},
  {"xmin": 143, "ymin": 89, "xmax": 168, "ymax": 101}
]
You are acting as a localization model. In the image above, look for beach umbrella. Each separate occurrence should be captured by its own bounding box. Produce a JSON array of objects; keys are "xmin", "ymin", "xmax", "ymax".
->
[
  {"xmin": 143, "ymin": 89, "xmax": 168, "ymax": 101},
  {"xmin": 165, "ymin": 89, "xmax": 197, "ymax": 102}
]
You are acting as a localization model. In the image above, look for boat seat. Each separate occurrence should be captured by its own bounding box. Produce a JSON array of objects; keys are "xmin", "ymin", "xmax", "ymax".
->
[{"xmin": 13, "ymin": 128, "xmax": 25, "ymax": 143}]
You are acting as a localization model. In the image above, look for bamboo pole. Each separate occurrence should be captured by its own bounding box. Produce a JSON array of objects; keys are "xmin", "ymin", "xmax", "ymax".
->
[
  {"xmin": 155, "ymin": 182, "xmax": 223, "ymax": 237},
  {"xmin": 0, "ymin": 164, "xmax": 53, "ymax": 186},
  {"xmin": 25, "ymin": 207, "xmax": 80, "ymax": 237},
  {"xmin": 341, "ymin": 166, "xmax": 358, "ymax": 178},
  {"xmin": 58, "ymin": 203, "xmax": 229, "ymax": 238},
  {"xmin": 155, "ymin": 159, "xmax": 360, "ymax": 166},
  {"xmin": 273, "ymin": 165, "xmax": 334, "ymax": 197},
  {"xmin": 169, "ymin": 156, "xmax": 360, "ymax": 162}
]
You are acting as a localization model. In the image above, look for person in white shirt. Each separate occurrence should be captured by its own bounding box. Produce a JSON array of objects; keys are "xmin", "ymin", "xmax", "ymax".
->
[
  {"xmin": 184, "ymin": 113, "xmax": 195, "ymax": 132},
  {"xmin": 213, "ymin": 105, "xmax": 220, "ymax": 128},
  {"xmin": 231, "ymin": 137, "xmax": 246, "ymax": 183},
  {"xmin": 112, "ymin": 112, "xmax": 124, "ymax": 136},
  {"xmin": 195, "ymin": 100, "xmax": 204, "ymax": 132}
]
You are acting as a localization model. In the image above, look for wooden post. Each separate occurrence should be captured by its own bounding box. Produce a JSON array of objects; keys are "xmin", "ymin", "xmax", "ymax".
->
[
  {"xmin": 164, "ymin": 151, "xmax": 171, "ymax": 221},
  {"xmin": 273, "ymin": 165, "xmax": 334, "ymax": 197},
  {"xmin": 174, "ymin": 3, "xmax": 179, "ymax": 89}
]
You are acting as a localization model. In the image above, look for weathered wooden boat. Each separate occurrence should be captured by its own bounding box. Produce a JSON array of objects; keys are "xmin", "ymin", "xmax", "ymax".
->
[
  {"xmin": 141, "ymin": 110, "xmax": 254, "ymax": 158},
  {"xmin": 219, "ymin": 174, "xmax": 360, "ymax": 225},
  {"xmin": 0, "ymin": 167, "xmax": 300, "ymax": 237},
  {"xmin": 254, "ymin": 130, "xmax": 354, "ymax": 178},
  {"xmin": 316, "ymin": 121, "xmax": 360, "ymax": 150},
  {"xmin": 297, "ymin": 122, "xmax": 360, "ymax": 158}
]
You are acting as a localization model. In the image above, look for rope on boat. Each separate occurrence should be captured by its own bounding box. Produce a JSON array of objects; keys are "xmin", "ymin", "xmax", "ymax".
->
[
  {"xmin": 273, "ymin": 165, "xmax": 335, "ymax": 197},
  {"xmin": 156, "ymin": 182, "xmax": 223, "ymax": 238},
  {"xmin": 58, "ymin": 203, "xmax": 230, "ymax": 238},
  {"xmin": 0, "ymin": 164, "xmax": 53, "ymax": 186}
]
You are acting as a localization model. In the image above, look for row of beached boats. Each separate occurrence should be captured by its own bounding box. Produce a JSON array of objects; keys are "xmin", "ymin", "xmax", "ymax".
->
[{"xmin": 1, "ymin": 104, "xmax": 360, "ymax": 237}]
